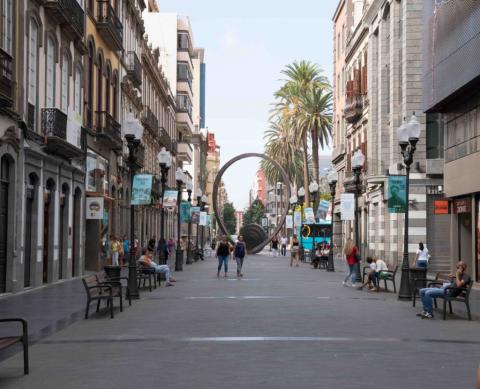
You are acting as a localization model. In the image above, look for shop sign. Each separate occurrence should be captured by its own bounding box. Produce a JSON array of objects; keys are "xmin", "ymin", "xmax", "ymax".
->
[
  {"xmin": 434, "ymin": 200, "xmax": 449, "ymax": 214},
  {"xmin": 453, "ymin": 198, "xmax": 471, "ymax": 214},
  {"xmin": 86, "ymin": 197, "xmax": 104, "ymax": 220}
]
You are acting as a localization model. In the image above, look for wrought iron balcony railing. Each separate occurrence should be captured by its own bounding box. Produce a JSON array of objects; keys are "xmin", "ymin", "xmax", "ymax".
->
[
  {"xmin": 95, "ymin": 0, "xmax": 123, "ymax": 51},
  {"xmin": 127, "ymin": 51, "xmax": 142, "ymax": 87},
  {"xmin": 0, "ymin": 48, "xmax": 13, "ymax": 107},
  {"xmin": 142, "ymin": 106, "xmax": 158, "ymax": 133},
  {"xmin": 159, "ymin": 127, "xmax": 173, "ymax": 153},
  {"xmin": 344, "ymin": 95, "xmax": 364, "ymax": 124},
  {"xmin": 95, "ymin": 111, "xmax": 122, "ymax": 151},
  {"xmin": 44, "ymin": 0, "xmax": 84, "ymax": 40}
]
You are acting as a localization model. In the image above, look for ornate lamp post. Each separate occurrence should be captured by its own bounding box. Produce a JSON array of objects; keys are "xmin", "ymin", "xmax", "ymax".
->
[
  {"xmin": 123, "ymin": 112, "xmax": 144, "ymax": 299},
  {"xmin": 157, "ymin": 147, "xmax": 171, "ymax": 265},
  {"xmin": 352, "ymin": 149, "xmax": 365, "ymax": 283},
  {"xmin": 397, "ymin": 113, "xmax": 422, "ymax": 300},
  {"xmin": 200, "ymin": 194, "xmax": 208, "ymax": 259},
  {"xmin": 297, "ymin": 187, "xmax": 305, "ymax": 208},
  {"xmin": 195, "ymin": 189, "xmax": 202, "ymax": 260},
  {"xmin": 185, "ymin": 176, "xmax": 193, "ymax": 265},
  {"xmin": 309, "ymin": 181, "xmax": 319, "ymax": 209},
  {"xmin": 326, "ymin": 167, "xmax": 338, "ymax": 272},
  {"xmin": 175, "ymin": 168, "xmax": 185, "ymax": 271}
]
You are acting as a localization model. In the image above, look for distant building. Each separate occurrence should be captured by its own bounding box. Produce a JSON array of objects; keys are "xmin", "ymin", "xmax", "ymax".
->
[
  {"xmin": 256, "ymin": 169, "xmax": 267, "ymax": 205},
  {"xmin": 235, "ymin": 211, "xmax": 244, "ymax": 234}
]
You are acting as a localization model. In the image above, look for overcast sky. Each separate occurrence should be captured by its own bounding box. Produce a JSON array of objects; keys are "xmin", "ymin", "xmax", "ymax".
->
[{"xmin": 158, "ymin": 0, "xmax": 336, "ymax": 209}]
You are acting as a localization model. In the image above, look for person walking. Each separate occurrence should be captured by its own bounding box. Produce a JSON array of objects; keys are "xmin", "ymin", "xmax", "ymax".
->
[
  {"xmin": 110, "ymin": 236, "xmax": 120, "ymax": 266},
  {"xmin": 343, "ymin": 238, "xmax": 359, "ymax": 287},
  {"xmin": 122, "ymin": 236, "xmax": 130, "ymax": 266},
  {"xmin": 271, "ymin": 236, "xmax": 279, "ymax": 257},
  {"xmin": 216, "ymin": 235, "xmax": 232, "ymax": 278},
  {"xmin": 233, "ymin": 235, "xmax": 247, "ymax": 277},
  {"xmin": 290, "ymin": 234, "xmax": 300, "ymax": 267},
  {"xmin": 280, "ymin": 236, "xmax": 288, "ymax": 256},
  {"xmin": 413, "ymin": 242, "xmax": 430, "ymax": 268}
]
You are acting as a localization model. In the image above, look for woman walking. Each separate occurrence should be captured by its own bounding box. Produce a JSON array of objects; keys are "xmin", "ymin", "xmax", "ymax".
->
[
  {"xmin": 343, "ymin": 238, "xmax": 359, "ymax": 287},
  {"xmin": 271, "ymin": 236, "xmax": 279, "ymax": 257},
  {"xmin": 233, "ymin": 235, "xmax": 247, "ymax": 277},
  {"xmin": 290, "ymin": 234, "xmax": 300, "ymax": 267},
  {"xmin": 413, "ymin": 242, "xmax": 429, "ymax": 268},
  {"xmin": 216, "ymin": 235, "xmax": 232, "ymax": 278}
]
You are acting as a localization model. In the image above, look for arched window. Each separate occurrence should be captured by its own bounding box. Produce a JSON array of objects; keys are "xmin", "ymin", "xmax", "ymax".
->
[
  {"xmin": 112, "ymin": 72, "xmax": 118, "ymax": 120},
  {"xmin": 96, "ymin": 55, "xmax": 103, "ymax": 115},
  {"xmin": 61, "ymin": 51, "xmax": 70, "ymax": 113},
  {"xmin": 74, "ymin": 64, "xmax": 82, "ymax": 114},
  {"xmin": 105, "ymin": 65, "xmax": 111, "ymax": 114},
  {"xmin": 86, "ymin": 42, "xmax": 94, "ymax": 127},
  {"xmin": 46, "ymin": 37, "xmax": 56, "ymax": 107}
]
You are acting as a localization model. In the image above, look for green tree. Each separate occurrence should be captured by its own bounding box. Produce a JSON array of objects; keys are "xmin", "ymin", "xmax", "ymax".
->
[
  {"xmin": 222, "ymin": 202, "xmax": 237, "ymax": 235},
  {"xmin": 243, "ymin": 199, "xmax": 266, "ymax": 226}
]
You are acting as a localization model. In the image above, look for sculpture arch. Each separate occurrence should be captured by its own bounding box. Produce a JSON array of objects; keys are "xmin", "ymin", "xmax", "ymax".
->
[{"xmin": 212, "ymin": 153, "xmax": 291, "ymax": 254}]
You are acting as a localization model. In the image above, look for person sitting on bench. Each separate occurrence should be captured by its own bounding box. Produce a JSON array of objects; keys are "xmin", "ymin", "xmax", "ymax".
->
[
  {"xmin": 139, "ymin": 249, "xmax": 176, "ymax": 286},
  {"xmin": 359, "ymin": 257, "xmax": 376, "ymax": 290},
  {"xmin": 417, "ymin": 261, "xmax": 470, "ymax": 319}
]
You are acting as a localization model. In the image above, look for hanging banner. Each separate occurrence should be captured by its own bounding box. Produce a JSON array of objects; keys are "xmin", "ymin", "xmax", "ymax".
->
[
  {"xmin": 293, "ymin": 211, "xmax": 302, "ymax": 226},
  {"xmin": 199, "ymin": 211, "xmax": 207, "ymax": 226},
  {"xmin": 163, "ymin": 190, "xmax": 178, "ymax": 209},
  {"xmin": 304, "ymin": 207, "xmax": 315, "ymax": 224},
  {"xmin": 341, "ymin": 193, "xmax": 355, "ymax": 221},
  {"xmin": 190, "ymin": 206, "xmax": 201, "ymax": 224},
  {"xmin": 387, "ymin": 175, "xmax": 407, "ymax": 213},
  {"xmin": 86, "ymin": 197, "xmax": 104, "ymax": 219},
  {"xmin": 131, "ymin": 174, "xmax": 153, "ymax": 205},
  {"xmin": 316, "ymin": 200, "xmax": 331, "ymax": 221},
  {"xmin": 180, "ymin": 201, "xmax": 191, "ymax": 223},
  {"xmin": 206, "ymin": 215, "xmax": 211, "ymax": 226},
  {"xmin": 286, "ymin": 215, "xmax": 293, "ymax": 228}
]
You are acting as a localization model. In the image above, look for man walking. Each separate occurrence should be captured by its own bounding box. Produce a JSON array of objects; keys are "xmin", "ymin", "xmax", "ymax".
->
[
  {"xmin": 280, "ymin": 236, "xmax": 288, "ymax": 257},
  {"xmin": 233, "ymin": 235, "xmax": 247, "ymax": 278}
]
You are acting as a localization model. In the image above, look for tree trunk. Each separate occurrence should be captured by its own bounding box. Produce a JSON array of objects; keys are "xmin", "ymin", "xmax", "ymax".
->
[{"xmin": 302, "ymin": 133, "xmax": 310, "ymax": 205}]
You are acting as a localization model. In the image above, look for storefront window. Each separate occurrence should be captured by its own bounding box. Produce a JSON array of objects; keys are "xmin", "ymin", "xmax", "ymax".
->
[{"xmin": 86, "ymin": 150, "xmax": 109, "ymax": 193}]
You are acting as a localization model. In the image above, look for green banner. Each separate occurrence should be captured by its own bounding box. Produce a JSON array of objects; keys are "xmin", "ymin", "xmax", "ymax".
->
[
  {"xmin": 180, "ymin": 201, "xmax": 191, "ymax": 223},
  {"xmin": 388, "ymin": 175, "xmax": 407, "ymax": 213}
]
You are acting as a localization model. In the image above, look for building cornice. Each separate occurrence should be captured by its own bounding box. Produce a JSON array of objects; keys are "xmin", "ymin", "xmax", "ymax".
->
[{"xmin": 332, "ymin": 0, "xmax": 346, "ymax": 22}]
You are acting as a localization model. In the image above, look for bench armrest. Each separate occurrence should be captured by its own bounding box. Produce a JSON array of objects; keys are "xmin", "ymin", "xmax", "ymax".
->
[
  {"xmin": 88, "ymin": 285, "xmax": 112, "ymax": 296},
  {"xmin": 0, "ymin": 318, "xmax": 28, "ymax": 339},
  {"xmin": 427, "ymin": 281, "xmax": 444, "ymax": 288}
]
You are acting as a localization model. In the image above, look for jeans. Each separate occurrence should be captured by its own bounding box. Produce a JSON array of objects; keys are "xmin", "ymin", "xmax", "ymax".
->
[
  {"xmin": 344, "ymin": 264, "xmax": 356, "ymax": 284},
  {"xmin": 151, "ymin": 263, "xmax": 172, "ymax": 282},
  {"xmin": 236, "ymin": 256, "xmax": 244, "ymax": 274},
  {"xmin": 218, "ymin": 255, "xmax": 229, "ymax": 273},
  {"xmin": 369, "ymin": 271, "xmax": 378, "ymax": 287},
  {"xmin": 112, "ymin": 252, "xmax": 119, "ymax": 266},
  {"xmin": 420, "ymin": 287, "xmax": 445, "ymax": 314},
  {"xmin": 416, "ymin": 261, "xmax": 428, "ymax": 269},
  {"xmin": 281, "ymin": 245, "xmax": 287, "ymax": 256}
]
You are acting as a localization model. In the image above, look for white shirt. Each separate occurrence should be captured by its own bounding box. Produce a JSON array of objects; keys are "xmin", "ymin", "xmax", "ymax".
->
[
  {"xmin": 280, "ymin": 237, "xmax": 288, "ymax": 245},
  {"xmin": 375, "ymin": 260, "xmax": 388, "ymax": 272},
  {"xmin": 416, "ymin": 248, "xmax": 429, "ymax": 262},
  {"xmin": 369, "ymin": 263, "xmax": 376, "ymax": 271}
]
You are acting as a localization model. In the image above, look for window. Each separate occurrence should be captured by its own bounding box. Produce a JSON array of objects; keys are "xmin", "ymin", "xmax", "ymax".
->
[
  {"xmin": 97, "ymin": 56, "xmax": 103, "ymax": 113},
  {"xmin": 2, "ymin": 0, "xmax": 13, "ymax": 54},
  {"xmin": 74, "ymin": 65, "xmax": 81, "ymax": 114},
  {"xmin": 61, "ymin": 52, "xmax": 69, "ymax": 113},
  {"xmin": 46, "ymin": 37, "xmax": 55, "ymax": 107},
  {"xmin": 105, "ymin": 66, "xmax": 111, "ymax": 114},
  {"xmin": 86, "ymin": 43, "xmax": 94, "ymax": 127},
  {"xmin": 177, "ymin": 32, "xmax": 189, "ymax": 51},
  {"xmin": 28, "ymin": 19, "xmax": 38, "ymax": 105},
  {"xmin": 86, "ymin": 150, "xmax": 109, "ymax": 193},
  {"xmin": 426, "ymin": 113, "xmax": 444, "ymax": 159},
  {"xmin": 177, "ymin": 62, "xmax": 191, "ymax": 85},
  {"xmin": 176, "ymin": 93, "xmax": 192, "ymax": 117}
]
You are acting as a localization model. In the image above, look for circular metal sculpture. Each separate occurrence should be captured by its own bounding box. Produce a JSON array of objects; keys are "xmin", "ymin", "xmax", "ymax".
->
[
  {"xmin": 212, "ymin": 153, "xmax": 291, "ymax": 254},
  {"xmin": 239, "ymin": 224, "xmax": 267, "ymax": 253}
]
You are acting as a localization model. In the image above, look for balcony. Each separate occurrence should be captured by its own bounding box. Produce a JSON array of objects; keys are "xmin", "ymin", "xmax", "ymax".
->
[
  {"xmin": 94, "ymin": 111, "xmax": 122, "ymax": 151},
  {"xmin": 176, "ymin": 141, "xmax": 193, "ymax": 163},
  {"xmin": 344, "ymin": 95, "xmax": 364, "ymax": 124},
  {"xmin": 0, "ymin": 48, "xmax": 13, "ymax": 107},
  {"xmin": 127, "ymin": 51, "xmax": 142, "ymax": 87},
  {"xmin": 41, "ymin": 108, "xmax": 84, "ymax": 160},
  {"xmin": 141, "ymin": 106, "xmax": 158, "ymax": 133},
  {"xmin": 44, "ymin": 0, "xmax": 84, "ymax": 40},
  {"xmin": 332, "ymin": 143, "xmax": 345, "ymax": 164},
  {"xmin": 95, "ymin": 1, "xmax": 123, "ymax": 51},
  {"xmin": 159, "ymin": 127, "xmax": 173, "ymax": 153}
]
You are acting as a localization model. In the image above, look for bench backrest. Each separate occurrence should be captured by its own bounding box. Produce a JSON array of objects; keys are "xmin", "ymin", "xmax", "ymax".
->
[{"xmin": 82, "ymin": 275, "xmax": 100, "ymax": 297}]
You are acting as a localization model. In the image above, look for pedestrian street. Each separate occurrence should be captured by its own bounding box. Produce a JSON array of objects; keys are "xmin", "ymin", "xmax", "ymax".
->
[{"xmin": 1, "ymin": 253, "xmax": 479, "ymax": 389}]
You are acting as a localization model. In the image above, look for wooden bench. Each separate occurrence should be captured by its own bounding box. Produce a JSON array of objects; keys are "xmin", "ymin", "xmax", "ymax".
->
[
  {"xmin": 137, "ymin": 261, "xmax": 158, "ymax": 291},
  {"xmin": 82, "ymin": 274, "xmax": 121, "ymax": 319},
  {"xmin": 0, "ymin": 318, "xmax": 29, "ymax": 374},
  {"xmin": 96, "ymin": 272, "xmax": 131, "ymax": 307}
]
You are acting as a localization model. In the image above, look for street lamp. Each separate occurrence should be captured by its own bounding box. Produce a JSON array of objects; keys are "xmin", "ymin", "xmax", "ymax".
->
[
  {"xmin": 157, "ymin": 147, "xmax": 172, "ymax": 265},
  {"xmin": 175, "ymin": 168, "xmax": 185, "ymax": 271},
  {"xmin": 200, "ymin": 194, "xmax": 208, "ymax": 259},
  {"xmin": 123, "ymin": 112, "xmax": 144, "ymax": 299},
  {"xmin": 352, "ymin": 149, "xmax": 365, "ymax": 283},
  {"xmin": 297, "ymin": 187, "xmax": 306, "ymax": 206},
  {"xmin": 185, "ymin": 176, "xmax": 193, "ymax": 265},
  {"xmin": 309, "ymin": 181, "xmax": 319, "ymax": 209},
  {"xmin": 326, "ymin": 167, "xmax": 338, "ymax": 272},
  {"xmin": 289, "ymin": 195, "xmax": 298, "ymax": 210},
  {"xmin": 195, "ymin": 189, "xmax": 202, "ymax": 260},
  {"xmin": 397, "ymin": 113, "xmax": 422, "ymax": 300}
]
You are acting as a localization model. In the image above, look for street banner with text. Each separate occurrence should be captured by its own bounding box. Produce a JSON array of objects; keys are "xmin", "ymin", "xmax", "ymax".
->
[
  {"xmin": 199, "ymin": 212, "xmax": 207, "ymax": 226},
  {"xmin": 294, "ymin": 211, "xmax": 302, "ymax": 226},
  {"xmin": 286, "ymin": 215, "xmax": 293, "ymax": 228},
  {"xmin": 341, "ymin": 193, "xmax": 355, "ymax": 220},
  {"xmin": 131, "ymin": 174, "xmax": 153, "ymax": 205},
  {"xmin": 316, "ymin": 200, "xmax": 331, "ymax": 221},
  {"xmin": 304, "ymin": 208, "xmax": 315, "ymax": 224},
  {"xmin": 190, "ymin": 207, "xmax": 201, "ymax": 224},
  {"xmin": 180, "ymin": 201, "xmax": 191, "ymax": 223},
  {"xmin": 387, "ymin": 175, "xmax": 407, "ymax": 213},
  {"xmin": 163, "ymin": 190, "xmax": 178, "ymax": 209}
]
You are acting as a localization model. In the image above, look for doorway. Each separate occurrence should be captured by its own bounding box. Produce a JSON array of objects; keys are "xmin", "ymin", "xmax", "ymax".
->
[
  {"xmin": 24, "ymin": 174, "xmax": 38, "ymax": 287},
  {"xmin": 43, "ymin": 179, "xmax": 55, "ymax": 284},
  {"xmin": 0, "ymin": 156, "xmax": 11, "ymax": 293},
  {"xmin": 72, "ymin": 188, "xmax": 81, "ymax": 277},
  {"xmin": 59, "ymin": 184, "xmax": 69, "ymax": 280},
  {"xmin": 458, "ymin": 211, "xmax": 473, "ymax": 271}
]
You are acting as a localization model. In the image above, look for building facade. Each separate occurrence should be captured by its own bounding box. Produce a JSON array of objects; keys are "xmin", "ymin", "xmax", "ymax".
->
[{"xmin": 423, "ymin": 0, "xmax": 480, "ymax": 282}]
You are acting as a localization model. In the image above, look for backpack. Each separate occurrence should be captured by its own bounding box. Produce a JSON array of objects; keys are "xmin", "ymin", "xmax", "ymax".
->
[{"xmin": 234, "ymin": 243, "xmax": 246, "ymax": 258}]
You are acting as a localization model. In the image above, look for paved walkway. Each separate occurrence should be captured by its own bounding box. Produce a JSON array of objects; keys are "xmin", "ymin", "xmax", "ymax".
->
[{"xmin": 1, "ymin": 253, "xmax": 479, "ymax": 388}]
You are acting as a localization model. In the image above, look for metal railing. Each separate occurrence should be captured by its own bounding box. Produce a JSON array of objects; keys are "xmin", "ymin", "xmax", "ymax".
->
[
  {"xmin": 41, "ymin": 108, "xmax": 67, "ymax": 139},
  {"xmin": 127, "ymin": 51, "xmax": 142, "ymax": 86},
  {"xmin": 95, "ymin": 111, "xmax": 122, "ymax": 146},
  {"xmin": 142, "ymin": 106, "xmax": 158, "ymax": 133},
  {"xmin": 0, "ymin": 48, "xmax": 13, "ymax": 106},
  {"xmin": 96, "ymin": 0, "xmax": 123, "ymax": 50}
]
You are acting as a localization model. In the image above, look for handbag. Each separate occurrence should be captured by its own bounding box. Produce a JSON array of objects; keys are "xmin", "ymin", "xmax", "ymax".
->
[{"xmin": 354, "ymin": 252, "xmax": 362, "ymax": 263}]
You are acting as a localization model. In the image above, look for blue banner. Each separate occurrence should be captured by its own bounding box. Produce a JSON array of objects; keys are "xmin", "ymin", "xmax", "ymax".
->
[
  {"xmin": 388, "ymin": 175, "xmax": 407, "ymax": 213},
  {"xmin": 131, "ymin": 174, "xmax": 153, "ymax": 205},
  {"xmin": 180, "ymin": 201, "xmax": 191, "ymax": 223}
]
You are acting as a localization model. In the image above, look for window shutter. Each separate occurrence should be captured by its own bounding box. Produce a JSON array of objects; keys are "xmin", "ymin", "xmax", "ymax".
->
[
  {"xmin": 74, "ymin": 67, "xmax": 81, "ymax": 114},
  {"xmin": 361, "ymin": 66, "xmax": 367, "ymax": 95},
  {"xmin": 353, "ymin": 69, "xmax": 360, "ymax": 97},
  {"xmin": 61, "ymin": 54, "xmax": 69, "ymax": 113},
  {"xmin": 46, "ymin": 38, "xmax": 55, "ymax": 108},
  {"xmin": 28, "ymin": 20, "xmax": 38, "ymax": 105}
]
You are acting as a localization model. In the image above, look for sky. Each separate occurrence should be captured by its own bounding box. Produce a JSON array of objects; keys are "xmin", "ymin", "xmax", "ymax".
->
[{"xmin": 159, "ymin": 0, "xmax": 337, "ymax": 210}]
